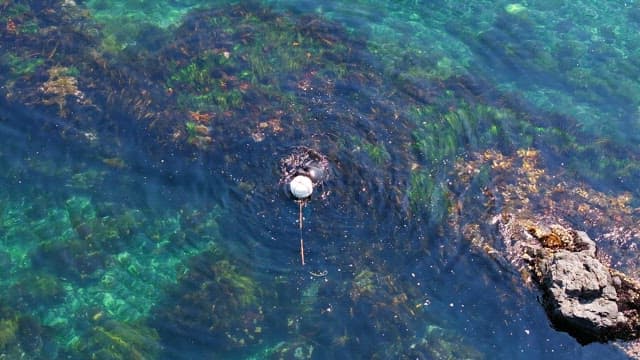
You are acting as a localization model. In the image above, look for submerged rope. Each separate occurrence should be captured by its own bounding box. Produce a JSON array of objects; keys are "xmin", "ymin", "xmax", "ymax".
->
[{"xmin": 299, "ymin": 201, "xmax": 305, "ymax": 265}]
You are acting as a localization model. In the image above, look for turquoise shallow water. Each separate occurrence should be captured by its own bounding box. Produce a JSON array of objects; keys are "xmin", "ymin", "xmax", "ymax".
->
[{"xmin": 1, "ymin": 0, "xmax": 640, "ymax": 358}]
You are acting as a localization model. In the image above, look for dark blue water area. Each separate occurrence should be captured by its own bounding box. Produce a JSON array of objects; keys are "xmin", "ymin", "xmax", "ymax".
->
[{"xmin": 2, "ymin": 0, "xmax": 640, "ymax": 359}]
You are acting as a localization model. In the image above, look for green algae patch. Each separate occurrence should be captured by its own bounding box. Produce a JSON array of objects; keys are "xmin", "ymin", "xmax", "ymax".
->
[
  {"xmin": 0, "ymin": 303, "xmax": 52, "ymax": 358},
  {"xmin": 68, "ymin": 318, "xmax": 161, "ymax": 359},
  {"xmin": 167, "ymin": 52, "xmax": 244, "ymax": 113},
  {"xmin": 152, "ymin": 248, "xmax": 269, "ymax": 354},
  {"xmin": 351, "ymin": 136, "xmax": 391, "ymax": 165},
  {"xmin": 0, "ymin": 318, "xmax": 18, "ymax": 350},
  {"xmin": 0, "ymin": 53, "xmax": 44, "ymax": 78},
  {"xmin": 85, "ymin": 0, "xmax": 205, "ymax": 50},
  {"xmin": 163, "ymin": 5, "xmax": 350, "ymax": 118}
]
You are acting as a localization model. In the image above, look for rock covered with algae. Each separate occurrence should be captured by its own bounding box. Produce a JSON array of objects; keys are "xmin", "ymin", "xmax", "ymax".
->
[
  {"xmin": 495, "ymin": 215, "xmax": 640, "ymax": 344},
  {"xmin": 453, "ymin": 148, "xmax": 640, "ymax": 349}
]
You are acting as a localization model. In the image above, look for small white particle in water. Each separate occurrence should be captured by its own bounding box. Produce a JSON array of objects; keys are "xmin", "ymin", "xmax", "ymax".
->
[
  {"xmin": 411, "ymin": 273, "xmax": 416, "ymax": 278},
  {"xmin": 525, "ymin": 329, "xmax": 530, "ymax": 335},
  {"xmin": 449, "ymin": 303, "xmax": 454, "ymax": 307}
]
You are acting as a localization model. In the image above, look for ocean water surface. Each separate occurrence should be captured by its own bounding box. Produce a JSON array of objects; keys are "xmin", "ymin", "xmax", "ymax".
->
[{"xmin": 1, "ymin": 0, "xmax": 640, "ymax": 358}]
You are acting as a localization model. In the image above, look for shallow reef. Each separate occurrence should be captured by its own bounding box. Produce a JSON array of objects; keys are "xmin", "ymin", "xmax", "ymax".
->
[
  {"xmin": 0, "ymin": 300, "xmax": 54, "ymax": 358},
  {"xmin": 1, "ymin": 0, "xmax": 640, "ymax": 359}
]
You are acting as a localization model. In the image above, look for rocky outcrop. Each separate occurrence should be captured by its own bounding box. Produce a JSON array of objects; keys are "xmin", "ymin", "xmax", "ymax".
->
[
  {"xmin": 496, "ymin": 215, "xmax": 640, "ymax": 344},
  {"xmin": 453, "ymin": 149, "xmax": 640, "ymax": 355}
]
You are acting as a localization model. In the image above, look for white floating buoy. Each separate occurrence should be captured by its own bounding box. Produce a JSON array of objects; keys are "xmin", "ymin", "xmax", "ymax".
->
[{"xmin": 290, "ymin": 175, "xmax": 313, "ymax": 199}]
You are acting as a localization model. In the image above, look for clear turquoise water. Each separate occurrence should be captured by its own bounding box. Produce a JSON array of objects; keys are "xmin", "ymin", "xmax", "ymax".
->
[{"xmin": 1, "ymin": 0, "xmax": 639, "ymax": 358}]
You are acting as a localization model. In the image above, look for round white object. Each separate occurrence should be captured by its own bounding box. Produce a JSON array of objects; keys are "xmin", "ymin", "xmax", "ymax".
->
[{"xmin": 290, "ymin": 175, "xmax": 313, "ymax": 199}]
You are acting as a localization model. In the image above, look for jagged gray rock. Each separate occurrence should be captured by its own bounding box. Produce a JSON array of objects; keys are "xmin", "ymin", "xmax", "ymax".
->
[
  {"xmin": 492, "ymin": 215, "xmax": 640, "ymax": 344},
  {"xmin": 537, "ymin": 248, "xmax": 626, "ymax": 343}
]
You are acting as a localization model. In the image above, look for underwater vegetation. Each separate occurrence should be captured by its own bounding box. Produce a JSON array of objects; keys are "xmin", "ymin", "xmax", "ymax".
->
[
  {"xmin": 350, "ymin": 135, "xmax": 391, "ymax": 166},
  {"xmin": 3, "ymin": 0, "xmax": 631, "ymax": 193},
  {"xmin": 86, "ymin": 0, "xmax": 205, "ymax": 49},
  {"xmin": 0, "ymin": 2, "xmax": 39, "ymax": 38},
  {"xmin": 1, "ymin": 0, "xmax": 640, "ymax": 358},
  {"xmin": 0, "ymin": 129, "xmax": 225, "ymax": 357},
  {"xmin": 39, "ymin": 66, "xmax": 89, "ymax": 117},
  {"xmin": 0, "ymin": 187, "xmax": 224, "ymax": 357},
  {"xmin": 449, "ymin": 3, "xmax": 640, "ymax": 184},
  {"xmin": 64, "ymin": 317, "xmax": 161, "ymax": 360},
  {"xmin": 151, "ymin": 248, "xmax": 268, "ymax": 356},
  {"xmin": 156, "ymin": 3, "xmax": 362, "ymax": 153},
  {"xmin": 0, "ymin": 52, "xmax": 44, "ymax": 78},
  {"xmin": 167, "ymin": 51, "xmax": 243, "ymax": 113},
  {"xmin": 30, "ymin": 196, "xmax": 141, "ymax": 283},
  {"xmin": 8, "ymin": 272, "xmax": 66, "ymax": 310},
  {"xmin": 0, "ymin": 300, "xmax": 54, "ymax": 358},
  {"xmin": 454, "ymin": 148, "xmax": 640, "ymax": 276}
]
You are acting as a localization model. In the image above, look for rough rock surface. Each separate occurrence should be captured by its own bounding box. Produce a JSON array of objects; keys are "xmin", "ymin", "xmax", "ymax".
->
[
  {"xmin": 538, "ymin": 249, "xmax": 624, "ymax": 343},
  {"xmin": 496, "ymin": 215, "xmax": 640, "ymax": 344},
  {"xmin": 454, "ymin": 149, "xmax": 640, "ymax": 355}
]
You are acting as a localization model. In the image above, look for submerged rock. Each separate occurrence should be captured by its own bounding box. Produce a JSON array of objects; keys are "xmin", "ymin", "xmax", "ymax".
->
[{"xmin": 497, "ymin": 216, "xmax": 640, "ymax": 344}]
